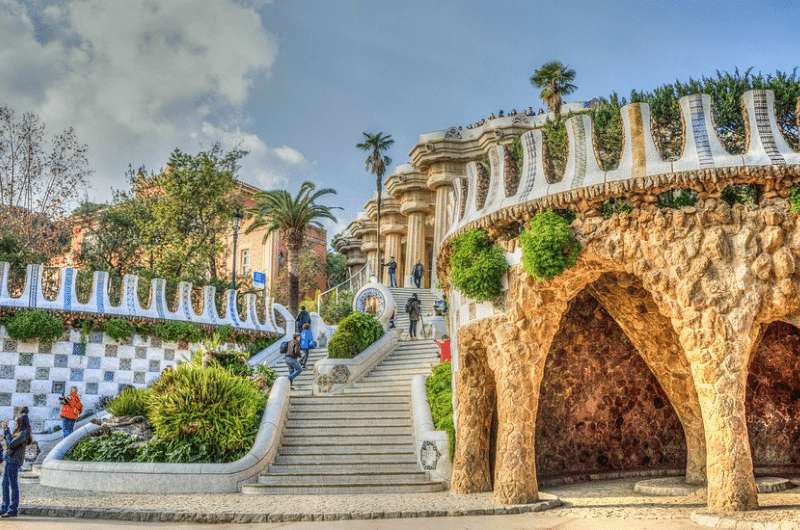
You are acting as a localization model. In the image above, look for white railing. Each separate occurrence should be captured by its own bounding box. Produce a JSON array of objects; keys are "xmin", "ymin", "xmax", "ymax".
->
[{"xmin": 316, "ymin": 262, "xmax": 370, "ymax": 318}]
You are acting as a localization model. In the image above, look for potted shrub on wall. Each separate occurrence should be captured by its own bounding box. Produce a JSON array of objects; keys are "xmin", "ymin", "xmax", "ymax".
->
[
  {"xmin": 520, "ymin": 210, "xmax": 581, "ymax": 281},
  {"xmin": 448, "ymin": 228, "xmax": 509, "ymax": 301}
]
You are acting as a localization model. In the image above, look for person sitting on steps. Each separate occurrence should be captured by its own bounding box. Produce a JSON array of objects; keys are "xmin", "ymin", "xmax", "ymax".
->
[{"xmin": 405, "ymin": 293, "xmax": 421, "ymax": 341}]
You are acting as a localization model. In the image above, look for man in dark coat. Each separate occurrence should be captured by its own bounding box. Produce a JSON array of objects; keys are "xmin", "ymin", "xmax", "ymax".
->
[{"xmin": 295, "ymin": 306, "xmax": 312, "ymax": 333}]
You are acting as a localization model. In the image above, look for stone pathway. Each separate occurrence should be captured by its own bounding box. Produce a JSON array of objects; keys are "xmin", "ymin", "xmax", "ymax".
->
[{"xmin": 15, "ymin": 477, "xmax": 800, "ymax": 525}]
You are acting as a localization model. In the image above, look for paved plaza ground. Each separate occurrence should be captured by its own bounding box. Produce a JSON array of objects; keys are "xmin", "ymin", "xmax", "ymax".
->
[{"xmin": 9, "ymin": 478, "xmax": 800, "ymax": 528}]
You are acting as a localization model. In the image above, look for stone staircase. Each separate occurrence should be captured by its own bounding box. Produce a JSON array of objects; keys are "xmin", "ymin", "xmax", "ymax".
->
[
  {"xmin": 389, "ymin": 287, "xmax": 437, "ymax": 337},
  {"xmin": 242, "ymin": 338, "xmax": 444, "ymax": 494},
  {"xmin": 270, "ymin": 347, "xmax": 328, "ymax": 396}
]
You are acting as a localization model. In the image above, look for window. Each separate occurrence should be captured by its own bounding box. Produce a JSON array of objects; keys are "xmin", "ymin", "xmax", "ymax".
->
[{"xmin": 241, "ymin": 248, "xmax": 251, "ymax": 275}]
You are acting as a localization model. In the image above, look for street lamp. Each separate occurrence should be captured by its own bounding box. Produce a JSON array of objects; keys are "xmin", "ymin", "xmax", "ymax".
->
[{"xmin": 231, "ymin": 206, "xmax": 244, "ymax": 290}]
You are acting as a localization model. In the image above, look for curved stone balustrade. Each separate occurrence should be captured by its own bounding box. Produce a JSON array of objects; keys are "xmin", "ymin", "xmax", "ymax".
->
[
  {"xmin": 440, "ymin": 89, "xmax": 800, "ymax": 243},
  {"xmin": 0, "ymin": 263, "xmax": 284, "ymax": 334}
]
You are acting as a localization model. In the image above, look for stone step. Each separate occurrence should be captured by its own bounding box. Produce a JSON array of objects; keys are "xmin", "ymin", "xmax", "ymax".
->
[
  {"xmin": 368, "ymin": 367, "xmax": 433, "ymax": 377},
  {"xmin": 290, "ymin": 402, "xmax": 409, "ymax": 412},
  {"xmin": 257, "ymin": 473, "xmax": 431, "ymax": 486},
  {"xmin": 282, "ymin": 435, "xmax": 413, "ymax": 446},
  {"xmin": 288, "ymin": 410, "xmax": 409, "ymax": 420},
  {"xmin": 290, "ymin": 396, "xmax": 410, "ymax": 405},
  {"xmin": 19, "ymin": 471, "xmax": 40, "ymax": 484},
  {"xmin": 274, "ymin": 453, "xmax": 418, "ymax": 465},
  {"xmin": 361, "ymin": 376, "xmax": 418, "ymax": 385},
  {"xmin": 352, "ymin": 380, "xmax": 413, "ymax": 388},
  {"xmin": 279, "ymin": 444, "xmax": 414, "ymax": 455},
  {"xmin": 283, "ymin": 426, "xmax": 412, "ymax": 437},
  {"xmin": 285, "ymin": 418, "xmax": 411, "ymax": 428},
  {"xmin": 342, "ymin": 386, "xmax": 411, "ymax": 396},
  {"xmin": 268, "ymin": 463, "xmax": 421, "ymax": 474},
  {"xmin": 241, "ymin": 482, "xmax": 444, "ymax": 495}
]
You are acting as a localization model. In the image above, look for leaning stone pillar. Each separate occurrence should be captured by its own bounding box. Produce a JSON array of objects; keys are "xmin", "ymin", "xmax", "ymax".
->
[
  {"xmin": 451, "ymin": 326, "xmax": 495, "ymax": 493},
  {"xmin": 427, "ymin": 162, "xmax": 462, "ymax": 288}
]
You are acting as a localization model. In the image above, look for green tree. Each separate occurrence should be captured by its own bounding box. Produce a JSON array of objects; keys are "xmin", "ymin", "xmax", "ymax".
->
[
  {"xmin": 247, "ymin": 181, "xmax": 339, "ymax": 315},
  {"xmin": 270, "ymin": 246, "xmax": 326, "ymax": 308},
  {"xmin": 356, "ymin": 132, "xmax": 394, "ymax": 273},
  {"xmin": 326, "ymin": 251, "xmax": 348, "ymax": 288},
  {"xmin": 530, "ymin": 61, "xmax": 577, "ymax": 117}
]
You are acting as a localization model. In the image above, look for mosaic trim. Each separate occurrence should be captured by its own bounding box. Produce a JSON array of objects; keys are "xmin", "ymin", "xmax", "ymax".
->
[
  {"xmin": 688, "ymin": 95, "xmax": 714, "ymax": 168},
  {"xmin": 518, "ymin": 132, "xmax": 538, "ymax": 201},
  {"xmin": 752, "ymin": 90, "xmax": 785, "ymax": 165},
  {"xmin": 570, "ymin": 118, "xmax": 588, "ymax": 188}
]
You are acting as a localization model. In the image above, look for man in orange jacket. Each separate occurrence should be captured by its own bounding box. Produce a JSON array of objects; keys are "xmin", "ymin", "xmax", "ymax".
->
[{"xmin": 59, "ymin": 387, "xmax": 82, "ymax": 438}]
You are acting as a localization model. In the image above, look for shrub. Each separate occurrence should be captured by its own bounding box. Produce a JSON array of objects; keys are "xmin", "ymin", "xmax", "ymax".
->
[
  {"xmin": 328, "ymin": 312, "xmax": 383, "ymax": 359},
  {"xmin": 541, "ymin": 117, "xmax": 568, "ymax": 181},
  {"xmin": 601, "ymin": 198, "xmax": 633, "ymax": 219},
  {"xmin": 66, "ymin": 432, "xmax": 139, "ymax": 462},
  {"xmin": 790, "ymin": 185, "xmax": 800, "ymax": 213},
  {"xmin": 5, "ymin": 310, "xmax": 64, "ymax": 343},
  {"xmin": 721, "ymin": 184, "xmax": 759, "ymax": 206},
  {"xmin": 658, "ymin": 189, "xmax": 698, "ymax": 209},
  {"xmin": 106, "ymin": 387, "xmax": 150, "ymax": 417},
  {"xmin": 135, "ymin": 436, "xmax": 213, "ymax": 464},
  {"xmin": 253, "ymin": 364, "xmax": 278, "ymax": 387},
  {"xmin": 244, "ymin": 335, "xmax": 279, "ymax": 357},
  {"xmin": 590, "ymin": 93, "xmax": 625, "ymax": 170},
  {"xmin": 320, "ymin": 290, "xmax": 354, "ymax": 324},
  {"xmin": 154, "ymin": 321, "xmax": 202, "ymax": 343},
  {"xmin": 104, "ymin": 318, "xmax": 135, "ymax": 343},
  {"xmin": 520, "ymin": 210, "xmax": 581, "ymax": 281},
  {"xmin": 426, "ymin": 362, "xmax": 454, "ymax": 459},
  {"xmin": 147, "ymin": 365, "xmax": 265, "ymax": 461},
  {"xmin": 449, "ymin": 229, "xmax": 509, "ymax": 302},
  {"xmin": 211, "ymin": 350, "xmax": 252, "ymax": 378}
]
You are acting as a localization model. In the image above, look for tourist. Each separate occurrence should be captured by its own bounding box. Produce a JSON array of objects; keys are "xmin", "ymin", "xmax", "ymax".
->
[
  {"xmin": 384, "ymin": 256, "xmax": 398, "ymax": 287},
  {"xmin": 295, "ymin": 306, "xmax": 312, "ymax": 333},
  {"xmin": 285, "ymin": 334, "xmax": 303, "ymax": 387},
  {"xmin": 405, "ymin": 293, "xmax": 421, "ymax": 341},
  {"xmin": 412, "ymin": 261, "xmax": 424, "ymax": 288},
  {"xmin": 59, "ymin": 387, "xmax": 82, "ymax": 438},
  {"xmin": 1, "ymin": 407, "xmax": 32, "ymax": 518},
  {"xmin": 299, "ymin": 323, "xmax": 315, "ymax": 369},
  {"xmin": 433, "ymin": 296, "xmax": 448, "ymax": 316}
]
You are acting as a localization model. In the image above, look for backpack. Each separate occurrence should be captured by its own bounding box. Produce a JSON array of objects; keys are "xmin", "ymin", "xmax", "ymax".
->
[{"xmin": 279, "ymin": 341, "xmax": 289, "ymax": 354}]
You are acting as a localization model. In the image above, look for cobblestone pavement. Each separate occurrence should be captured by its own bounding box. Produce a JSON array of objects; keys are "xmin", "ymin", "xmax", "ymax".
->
[{"xmin": 11, "ymin": 478, "xmax": 800, "ymax": 527}]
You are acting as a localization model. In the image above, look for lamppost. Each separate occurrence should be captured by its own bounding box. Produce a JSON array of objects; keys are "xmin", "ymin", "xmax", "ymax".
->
[{"xmin": 231, "ymin": 206, "xmax": 244, "ymax": 290}]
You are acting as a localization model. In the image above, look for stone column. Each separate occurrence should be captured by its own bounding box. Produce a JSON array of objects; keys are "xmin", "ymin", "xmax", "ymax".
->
[
  {"xmin": 404, "ymin": 210, "xmax": 427, "ymax": 287},
  {"xmin": 451, "ymin": 325, "xmax": 495, "ymax": 493},
  {"xmin": 379, "ymin": 199, "xmax": 405, "ymax": 286},
  {"xmin": 427, "ymin": 163, "xmax": 462, "ymax": 288},
  {"xmin": 385, "ymin": 165, "xmax": 432, "ymax": 288}
]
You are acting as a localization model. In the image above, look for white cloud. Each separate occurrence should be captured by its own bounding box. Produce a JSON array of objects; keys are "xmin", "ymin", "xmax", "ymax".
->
[{"xmin": 0, "ymin": 0, "xmax": 305, "ymax": 199}]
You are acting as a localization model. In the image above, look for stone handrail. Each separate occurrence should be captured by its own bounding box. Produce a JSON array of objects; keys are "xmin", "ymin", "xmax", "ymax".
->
[
  {"xmin": 39, "ymin": 376, "xmax": 291, "ymax": 493},
  {"xmin": 0, "ymin": 263, "xmax": 285, "ymax": 334},
  {"xmin": 437, "ymin": 90, "xmax": 800, "ymax": 245},
  {"xmin": 411, "ymin": 374, "xmax": 451, "ymax": 483},
  {"xmin": 313, "ymin": 330, "xmax": 398, "ymax": 394}
]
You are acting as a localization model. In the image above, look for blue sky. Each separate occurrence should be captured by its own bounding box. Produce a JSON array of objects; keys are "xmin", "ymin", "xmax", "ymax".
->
[{"xmin": 3, "ymin": 0, "xmax": 798, "ymax": 241}]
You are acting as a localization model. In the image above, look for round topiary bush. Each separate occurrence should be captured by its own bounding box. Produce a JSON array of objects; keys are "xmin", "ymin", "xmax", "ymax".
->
[
  {"xmin": 146, "ymin": 365, "xmax": 265, "ymax": 461},
  {"xmin": 104, "ymin": 318, "xmax": 135, "ymax": 343},
  {"xmin": 449, "ymin": 228, "xmax": 508, "ymax": 301},
  {"xmin": 520, "ymin": 210, "xmax": 581, "ymax": 281},
  {"xmin": 327, "ymin": 312, "xmax": 383, "ymax": 359},
  {"xmin": 5, "ymin": 310, "xmax": 64, "ymax": 343}
]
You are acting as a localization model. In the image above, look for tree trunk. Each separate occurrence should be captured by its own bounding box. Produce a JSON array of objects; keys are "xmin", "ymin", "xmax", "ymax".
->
[{"xmin": 287, "ymin": 241, "xmax": 302, "ymax": 316}]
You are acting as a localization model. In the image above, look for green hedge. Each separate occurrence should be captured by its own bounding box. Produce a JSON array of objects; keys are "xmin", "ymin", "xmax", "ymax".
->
[
  {"xmin": 5, "ymin": 310, "xmax": 64, "ymax": 343},
  {"xmin": 66, "ymin": 432, "xmax": 139, "ymax": 462},
  {"xmin": 449, "ymin": 229, "xmax": 508, "ymax": 301},
  {"xmin": 658, "ymin": 189, "xmax": 698, "ymax": 209},
  {"xmin": 154, "ymin": 321, "xmax": 203, "ymax": 343},
  {"xmin": 520, "ymin": 210, "xmax": 581, "ymax": 281},
  {"xmin": 426, "ymin": 362, "xmax": 454, "ymax": 459},
  {"xmin": 103, "ymin": 318, "xmax": 135, "ymax": 343},
  {"xmin": 721, "ymin": 184, "xmax": 759, "ymax": 206},
  {"xmin": 327, "ymin": 312, "xmax": 383, "ymax": 359}
]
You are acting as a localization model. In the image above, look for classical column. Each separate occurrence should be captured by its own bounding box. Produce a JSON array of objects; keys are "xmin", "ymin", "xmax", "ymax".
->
[
  {"xmin": 379, "ymin": 198, "xmax": 405, "ymax": 286},
  {"xmin": 427, "ymin": 162, "xmax": 463, "ymax": 288},
  {"xmin": 386, "ymin": 165, "xmax": 433, "ymax": 288}
]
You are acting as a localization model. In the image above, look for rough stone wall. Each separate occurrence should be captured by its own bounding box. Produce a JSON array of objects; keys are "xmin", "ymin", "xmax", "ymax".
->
[
  {"xmin": 747, "ymin": 321, "xmax": 800, "ymax": 466},
  {"xmin": 536, "ymin": 292, "xmax": 687, "ymax": 478}
]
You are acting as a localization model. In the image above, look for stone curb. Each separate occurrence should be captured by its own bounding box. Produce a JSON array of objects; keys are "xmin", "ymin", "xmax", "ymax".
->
[
  {"xmin": 691, "ymin": 511, "xmax": 799, "ymax": 529},
  {"xmin": 19, "ymin": 498, "xmax": 562, "ymax": 524}
]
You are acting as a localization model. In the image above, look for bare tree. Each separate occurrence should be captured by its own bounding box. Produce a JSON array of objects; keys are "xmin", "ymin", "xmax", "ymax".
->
[{"xmin": 0, "ymin": 106, "xmax": 91, "ymax": 259}]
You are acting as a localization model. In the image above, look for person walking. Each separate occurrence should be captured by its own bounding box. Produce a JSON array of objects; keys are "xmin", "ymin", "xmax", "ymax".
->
[
  {"xmin": 1, "ymin": 407, "xmax": 32, "ymax": 518},
  {"xmin": 299, "ymin": 323, "xmax": 315, "ymax": 369},
  {"xmin": 59, "ymin": 386, "xmax": 82, "ymax": 438},
  {"xmin": 295, "ymin": 306, "xmax": 312, "ymax": 334},
  {"xmin": 285, "ymin": 334, "xmax": 303, "ymax": 388},
  {"xmin": 384, "ymin": 257, "xmax": 398, "ymax": 288},
  {"xmin": 412, "ymin": 261, "xmax": 424, "ymax": 288},
  {"xmin": 405, "ymin": 293, "xmax": 421, "ymax": 340}
]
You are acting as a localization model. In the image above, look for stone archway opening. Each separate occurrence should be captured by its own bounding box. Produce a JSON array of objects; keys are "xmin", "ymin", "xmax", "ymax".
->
[
  {"xmin": 534, "ymin": 289, "xmax": 687, "ymax": 482},
  {"xmin": 746, "ymin": 321, "xmax": 800, "ymax": 471}
]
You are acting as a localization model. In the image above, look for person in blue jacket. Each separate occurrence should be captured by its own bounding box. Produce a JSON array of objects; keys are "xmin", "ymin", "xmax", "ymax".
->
[
  {"xmin": 299, "ymin": 323, "xmax": 315, "ymax": 368},
  {"xmin": 2, "ymin": 407, "xmax": 31, "ymax": 518}
]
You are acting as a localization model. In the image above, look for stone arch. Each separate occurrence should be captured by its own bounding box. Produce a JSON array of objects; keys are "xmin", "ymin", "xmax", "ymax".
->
[
  {"xmin": 535, "ymin": 289, "xmax": 688, "ymax": 481},
  {"xmin": 746, "ymin": 320, "xmax": 800, "ymax": 468}
]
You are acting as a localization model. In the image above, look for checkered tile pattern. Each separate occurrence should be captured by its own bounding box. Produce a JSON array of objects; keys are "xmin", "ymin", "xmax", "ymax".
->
[{"xmin": 0, "ymin": 327, "xmax": 191, "ymax": 432}]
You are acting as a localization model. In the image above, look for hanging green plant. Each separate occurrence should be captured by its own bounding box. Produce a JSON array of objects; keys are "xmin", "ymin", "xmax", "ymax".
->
[
  {"xmin": 788, "ymin": 185, "xmax": 800, "ymax": 213},
  {"xmin": 540, "ymin": 117, "xmax": 568, "ymax": 181},
  {"xmin": 520, "ymin": 210, "xmax": 581, "ymax": 281},
  {"xmin": 590, "ymin": 93, "xmax": 624, "ymax": 170},
  {"xmin": 721, "ymin": 184, "xmax": 759, "ymax": 206},
  {"xmin": 657, "ymin": 189, "xmax": 698, "ymax": 209},
  {"xmin": 449, "ymin": 229, "xmax": 508, "ymax": 301},
  {"xmin": 601, "ymin": 198, "xmax": 633, "ymax": 219}
]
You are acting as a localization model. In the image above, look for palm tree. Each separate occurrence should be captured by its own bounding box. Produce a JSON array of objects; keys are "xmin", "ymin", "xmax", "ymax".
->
[
  {"xmin": 356, "ymin": 132, "xmax": 394, "ymax": 278},
  {"xmin": 247, "ymin": 181, "xmax": 340, "ymax": 315},
  {"xmin": 530, "ymin": 61, "xmax": 577, "ymax": 118}
]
